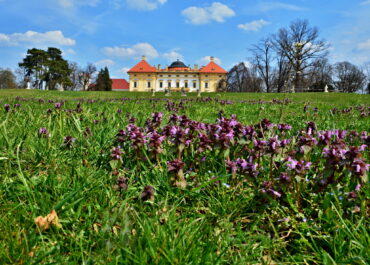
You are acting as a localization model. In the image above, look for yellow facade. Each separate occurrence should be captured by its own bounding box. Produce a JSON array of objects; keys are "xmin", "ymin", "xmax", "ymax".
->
[{"xmin": 128, "ymin": 56, "xmax": 227, "ymax": 92}]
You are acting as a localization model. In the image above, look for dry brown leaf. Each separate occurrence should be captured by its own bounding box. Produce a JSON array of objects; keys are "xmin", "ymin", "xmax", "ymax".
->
[{"xmin": 35, "ymin": 210, "xmax": 62, "ymax": 231}]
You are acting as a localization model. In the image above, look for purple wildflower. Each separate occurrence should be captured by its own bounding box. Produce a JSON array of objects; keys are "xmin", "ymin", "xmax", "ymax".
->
[
  {"xmin": 54, "ymin": 102, "xmax": 62, "ymax": 109},
  {"xmin": 148, "ymin": 131, "xmax": 165, "ymax": 154},
  {"xmin": 350, "ymin": 158, "xmax": 369, "ymax": 177},
  {"xmin": 287, "ymin": 157, "xmax": 311, "ymax": 174},
  {"xmin": 115, "ymin": 177, "xmax": 128, "ymax": 192},
  {"xmin": 167, "ymin": 159, "xmax": 185, "ymax": 173},
  {"xmin": 278, "ymin": 124, "xmax": 292, "ymax": 131},
  {"xmin": 111, "ymin": 146, "xmax": 122, "ymax": 160},
  {"xmin": 63, "ymin": 136, "xmax": 76, "ymax": 148},
  {"xmin": 226, "ymin": 160, "xmax": 237, "ymax": 173},
  {"xmin": 280, "ymin": 172, "xmax": 291, "ymax": 183},
  {"xmin": 4, "ymin": 104, "xmax": 10, "ymax": 112},
  {"xmin": 38, "ymin": 128, "xmax": 49, "ymax": 137},
  {"xmin": 140, "ymin": 185, "xmax": 155, "ymax": 201}
]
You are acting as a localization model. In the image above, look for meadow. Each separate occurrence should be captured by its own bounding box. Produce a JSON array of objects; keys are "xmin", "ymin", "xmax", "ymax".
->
[{"xmin": 0, "ymin": 90, "xmax": 369, "ymax": 264}]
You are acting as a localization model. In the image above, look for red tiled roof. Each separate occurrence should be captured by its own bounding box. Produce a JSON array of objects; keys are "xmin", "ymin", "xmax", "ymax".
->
[
  {"xmin": 127, "ymin": 60, "xmax": 157, "ymax": 73},
  {"xmin": 112, "ymin": 79, "xmax": 129, "ymax": 90},
  {"xmin": 199, "ymin": 61, "xmax": 227, "ymax": 74}
]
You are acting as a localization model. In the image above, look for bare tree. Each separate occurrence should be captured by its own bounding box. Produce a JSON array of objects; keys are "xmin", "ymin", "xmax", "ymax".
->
[
  {"xmin": 362, "ymin": 61, "xmax": 370, "ymax": 94},
  {"xmin": 271, "ymin": 52, "xmax": 291, "ymax": 92},
  {"xmin": 227, "ymin": 63, "xmax": 249, "ymax": 92},
  {"xmin": 66, "ymin": 62, "xmax": 80, "ymax": 91},
  {"xmin": 305, "ymin": 58, "xmax": 333, "ymax": 91},
  {"xmin": 333, "ymin": 61, "xmax": 366, "ymax": 93},
  {"xmin": 216, "ymin": 78, "xmax": 227, "ymax": 92},
  {"xmin": 249, "ymin": 38, "xmax": 274, "ymax": 92},
  {"xmin": 227, "ymin": 63, "xmax": 263, "ymax": 92},
  {"xmin": 79, "ymin": 63, "xmax": 97, "ymax": 91},
  {"xmin": 272, "ymin": 19, "xmax": 329, "ymax": 92},
  {"xmin": 15, "ymin": 67, "xmax": 30, "ymax": 89}
]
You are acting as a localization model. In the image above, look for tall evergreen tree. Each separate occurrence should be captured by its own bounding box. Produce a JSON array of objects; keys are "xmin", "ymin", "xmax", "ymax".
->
[
  {"xmin": 19, "ymin": 47, "xmax": 72, "ymax": 90},
  {"xmin": 96, "ymin": 67, "xmax": 112, "ymax": 91}
]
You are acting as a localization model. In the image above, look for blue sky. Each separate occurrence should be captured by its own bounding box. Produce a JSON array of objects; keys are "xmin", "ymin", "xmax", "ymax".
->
[{"xmin": 1, "ymin": 0, "xmax": 370, "ymax": 78}]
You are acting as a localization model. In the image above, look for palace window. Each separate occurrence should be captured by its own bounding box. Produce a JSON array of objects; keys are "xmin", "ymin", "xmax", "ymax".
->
[
  {"xmin": 147, "ymin": 81, "xmax": 151, "ymax": 88},
  {"xmin": 205, "ymin": 82, "xmax": 208, "ymax": 89},
  {"xmin": 176, "ymin": 82, "xmax": 180, "ymax": 88},
  {"xmin": 193, "ymin": 82, "xmax": 196, "ymax": 88},
  {"xmin": 185, "ymin": 82, "xmax": 188, "ymax": 88},
  {"xmin": 133, "ymin": 81, "xmax": 137, "ymax": 88},
  {"xmin": 168, "ymin": 82, "xmax": 171, "ymax": 88},
  {"xmin": 160, "ymin": 82, "xmax": 163, "ymax": 88}
]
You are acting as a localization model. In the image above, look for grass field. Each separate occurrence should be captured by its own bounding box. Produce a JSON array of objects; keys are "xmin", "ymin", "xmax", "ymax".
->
[{"xmin": 0, "ymin": 90, "xmax": 369, "ymax": 264}]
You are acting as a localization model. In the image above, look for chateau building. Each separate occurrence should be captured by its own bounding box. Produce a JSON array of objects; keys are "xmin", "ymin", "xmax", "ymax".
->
[{"xmin": 127, "ymin": 56, "xmax": 227, "ymax": 92}]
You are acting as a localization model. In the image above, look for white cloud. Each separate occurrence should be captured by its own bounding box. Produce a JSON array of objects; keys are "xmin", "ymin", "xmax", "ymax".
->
[
  {"xmin": 0, "ymin": 30, "xmax": 76, "ymax": 46},
  {"xmin": 103, "ymin": 42, "xmax": 159, "ymax": 59},
  {"xmin": 57, "ymin": 0, "xmax": 100, "ymax": 8},
  {"xmin": 238, "ymin": 19, "xmax": 270, "ymax": 32},
  {"xmin": 95, "ymin": 59, "xmax": 115, "ymax": 67},
  {"xmin": 0, "ymin": 33, "xmax": 11, "ymax": 45},
  {"xmin": 111, "ymin": 67, "xmax": 130, "ymax": 78},
  {"xmin": 120, "ymin": 67, "xmax": 130, "ymax": 77},
  {"xmin": 360, "ymin": 0, "xmax": 370, "ymax": 5},
  {"xmin": 125, "ymin": 0, "xmax": 167, "ymax": 11},
  {"xmin": 121, "ymin": 67, "xmax": 130, "ymax": 73},
  {"xmin": 182, "ymin": 2, "xmax": 235, "ymax": 25},
  {"xmin": 163, "ymin": 50, "xmax": 184, "ymax": 62},
  {"xmin": 257, "ymin": 2, "xmax": 304, "ymax": 12},
  {"xmin": 64, "ymin": 48, "xmax": 76, "ymax": 55},
  {"xmin": 198, "ymin": 56, "xmax": 221, "ymax": 66},
  {"xmin": 230, "ymin": 61, "xmax": 252, "ymax": 69},
  {"xmin": 358, "ymin": 39, "xmax": 370, "ymax": 50}
]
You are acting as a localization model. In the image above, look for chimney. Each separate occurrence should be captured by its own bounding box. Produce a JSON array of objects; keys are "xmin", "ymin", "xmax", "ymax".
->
[
  {"xmin": 194, "ymin": 64, "xmax": 198, "ymax": 70},
  {"xmin": 158, "ymin": 64, "xmax": 161, "ymax": 70},
  {"xmin": 166, "ymin": 65, "xmax": 168, "ymax": 71},
  {"xmin": 142, "ymin": 55, "xmax": 146, "ymax": 61},
  {"xmin": 210, "ymin": 56, "xmax": 214, "ymax": 62}
]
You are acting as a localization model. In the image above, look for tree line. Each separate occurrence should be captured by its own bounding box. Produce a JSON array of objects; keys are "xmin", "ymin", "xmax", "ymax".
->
[
  {"xmin": 226, "ymin": 19, "xmax": 370, "ymax": 94},
  {"xmin": 0, "ymin": 47, "xmax": 112, "ymax": 91},
  {"xmin": 1, "ymin": 20, "xmax": 370, "ymax": 93}
]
